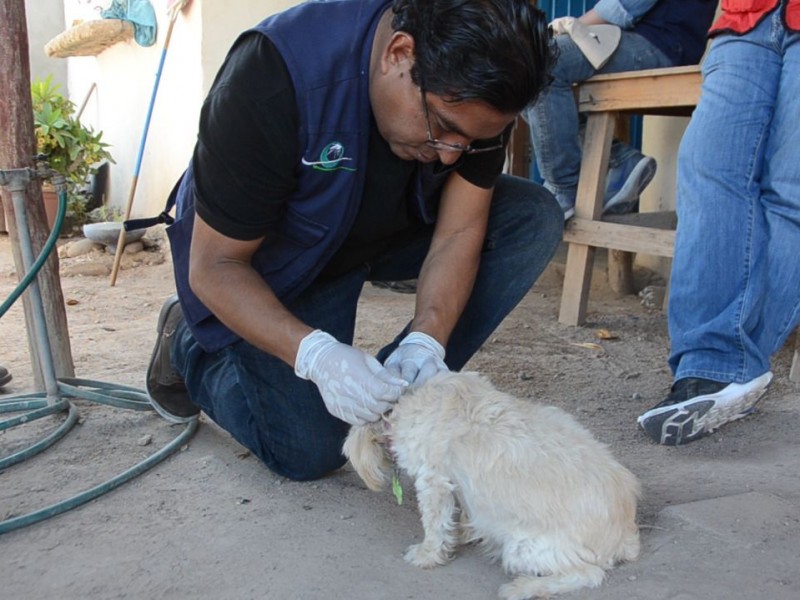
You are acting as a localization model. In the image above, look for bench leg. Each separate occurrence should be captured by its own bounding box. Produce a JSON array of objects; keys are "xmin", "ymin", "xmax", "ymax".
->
[
  {"xmin": 559, "ymin": 243, "xmax": 596, "ymax": 325},
  {"xmin": 558, "ymin": 112, "xmax": 615, "ymax": 326},
  {"xmin": 608, "ymin": 249, "xmax": 635, "ymax": 296}
]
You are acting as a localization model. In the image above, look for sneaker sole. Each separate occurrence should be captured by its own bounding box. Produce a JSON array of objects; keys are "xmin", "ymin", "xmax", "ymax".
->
[
  {"xmin": 604, "ymin": 156, "xmax": 657, "ymax": 213},
  {"xmin": 637, "ymin": 372, "xmax": 773, "ymax": 446},
  {"xmin": 147, "ymin": 296, "xmax": 199, "ymax": 424}
]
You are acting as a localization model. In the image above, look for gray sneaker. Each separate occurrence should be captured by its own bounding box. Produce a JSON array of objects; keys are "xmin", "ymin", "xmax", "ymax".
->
[
  {"xmin": 546, "ymin": 151, "xmax": 656, "ymax": 221},
  {"xmin": 146, "ymin": 295, "xmax": 199, "ymax": 423},
  {"xmin": 637, "ymin": 372, "xmax": 772, "ymax": 445},
  {"xmin": 604, "ymin": 152, "xmax": 657, "ymax": 215}
]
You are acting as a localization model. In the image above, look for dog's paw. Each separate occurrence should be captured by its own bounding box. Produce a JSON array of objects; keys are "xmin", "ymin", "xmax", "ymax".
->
[{"xmin": 404, "ymin": 543, "xmax": 452, "ymax": 569}]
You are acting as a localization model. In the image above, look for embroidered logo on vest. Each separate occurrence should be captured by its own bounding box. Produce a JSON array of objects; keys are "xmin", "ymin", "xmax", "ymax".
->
[{"xmin": 301, "ymin": 141, "xmax": 356, "ymax": 172}]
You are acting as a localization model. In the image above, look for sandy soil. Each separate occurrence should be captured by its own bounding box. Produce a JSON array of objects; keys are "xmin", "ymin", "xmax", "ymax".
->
[{"xmin": 1, "ymin": 228, "xmax": 798, "ymax": 600}]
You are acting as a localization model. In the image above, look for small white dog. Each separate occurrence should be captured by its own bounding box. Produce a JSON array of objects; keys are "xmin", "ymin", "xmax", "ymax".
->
[{"xmin": 343, "ymin": 372, "xmax": 641, "ymax": 599}]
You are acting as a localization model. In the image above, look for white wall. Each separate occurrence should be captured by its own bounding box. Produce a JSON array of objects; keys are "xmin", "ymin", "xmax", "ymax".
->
[
  {"xmin": 199, "ymin": 0, "xmax": 297, "ymax": 93},
  {"xmin": 25, "ymin": 0, "xmax": 68, "ymax": 87},
  {"xmin": 59, "ymin": 0, "xmax": 299, "ymax": 219}
]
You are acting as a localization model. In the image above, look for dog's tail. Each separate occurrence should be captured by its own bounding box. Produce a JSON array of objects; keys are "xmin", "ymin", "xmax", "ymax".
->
[
  {"xmin": 498, "ymin": 564, "xmax": 606, "ymax": 600},
  {"xmin": 342, "ymin": 422, "xmax": 391, "ymax": 491}
]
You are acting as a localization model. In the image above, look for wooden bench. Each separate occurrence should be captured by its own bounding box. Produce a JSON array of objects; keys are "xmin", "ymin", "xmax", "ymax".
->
[{"xmin": 558, "ymin": 65, "xmax": 702, "ymax": 326}]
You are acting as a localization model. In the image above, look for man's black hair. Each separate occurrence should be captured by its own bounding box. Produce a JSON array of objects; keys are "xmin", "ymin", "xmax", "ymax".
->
[{"xmin": 391, "ymin": 0, "xmax": 555, "ymax": 113}]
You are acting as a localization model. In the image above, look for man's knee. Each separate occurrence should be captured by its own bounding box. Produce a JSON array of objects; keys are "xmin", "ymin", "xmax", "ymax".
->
[
  {"xmin": 270, "ymin": 450, "xmax": 348, "ymax": 482},
  {"xmin": 255, "ymin": 424, "xmax": 349, "ymax": 482}
]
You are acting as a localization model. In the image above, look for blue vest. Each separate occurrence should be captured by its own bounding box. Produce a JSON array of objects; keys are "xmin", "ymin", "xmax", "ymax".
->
[{"xmin": 166, "ymin": 0, "xmax": 442, "ymax": 352}]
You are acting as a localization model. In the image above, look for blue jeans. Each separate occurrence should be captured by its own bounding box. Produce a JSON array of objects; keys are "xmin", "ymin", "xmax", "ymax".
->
[
  {"xmin": 523, "ymin": 31, "xmax": 673, "ymax": 206},
  {"xmin": 668, "ymin": 9, "xmax": 800, "ymax": 384},
  {"xmin": 172, "ymin": 176, "xmax": 562, "ymax": 480}
]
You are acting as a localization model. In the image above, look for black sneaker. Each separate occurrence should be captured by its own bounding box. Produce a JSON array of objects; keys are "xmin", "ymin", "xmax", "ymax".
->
[
  {"xmin": 0, "ymin": 364, "xmax": 11, "ymax": 388},
  {"xmin": 637, "ymin": 372, "xmax": 772, "ymax": 446},
  {"xmin": 146, "ymin": 295, "xmax": 199, "ymax": 423}
]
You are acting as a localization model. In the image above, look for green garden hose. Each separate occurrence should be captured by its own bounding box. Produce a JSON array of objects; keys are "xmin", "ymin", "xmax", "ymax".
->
[{"xmin": 0, "ymin": 186, "xmax": 197, "ymax": 535}]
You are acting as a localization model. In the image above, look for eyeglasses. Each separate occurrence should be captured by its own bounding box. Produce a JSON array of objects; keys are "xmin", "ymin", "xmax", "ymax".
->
[{"xmin": 419, "ymin": 88, "xmax": 505, "ymax": 155}]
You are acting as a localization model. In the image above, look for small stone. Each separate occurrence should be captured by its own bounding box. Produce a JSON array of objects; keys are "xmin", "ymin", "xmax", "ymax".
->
[
  {"xmin": 65, "ymin": 238, "xmax": 102, "ymax": 258},
  {"xmin": 124, "ymin": 241, "xmax": 145, "ymax": 254},
  {"xmin": 137, "ymin": 433, "xmax": 153, "ymax": 446}
]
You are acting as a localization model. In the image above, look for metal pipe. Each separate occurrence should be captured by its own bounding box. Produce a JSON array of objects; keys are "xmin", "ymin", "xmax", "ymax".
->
[{"xmin": 3, "ymin": 169, "xmax": 62, "ymax": 404}]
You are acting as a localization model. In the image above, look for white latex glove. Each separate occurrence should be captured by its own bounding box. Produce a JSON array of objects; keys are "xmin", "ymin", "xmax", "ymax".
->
[
  {"xmin": 384, "ymin": 331, "xmax": 449, "ymax": 387},
  {"xmin": 294, "ymin": 330, "xmax": 408, "ymax": 425}
]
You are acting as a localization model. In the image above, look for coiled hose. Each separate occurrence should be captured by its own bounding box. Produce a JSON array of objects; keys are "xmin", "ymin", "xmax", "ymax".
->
[{"xmin": 0, "ymin": 187, "xmax": 197, "ymax": 535}]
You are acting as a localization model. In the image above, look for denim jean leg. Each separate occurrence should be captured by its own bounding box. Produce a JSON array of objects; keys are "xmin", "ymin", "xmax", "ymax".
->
[
  {"xmin": 375, "ymin": 176, "xmax": 562, "ymax": 368},
  {"xmin": 171, "ymin": 268, "xmax": 368, "ymax": 481},
  {"xmin": 524, "ymin": 32, "xmax": 672, "ymax": 207},
  {"xmin": 445, "ymin": 177, "xmax": 562, "ymax": 368},
  {"xmin": 751, "ymin": 23, "xmax": 800, "ymax": 358},
  {"xmin": 525, "ymin": 35, "xmax": 591, "ymax": 205},
  {"xmin": 669, "ymin": 15, "xmax": 788, "ymax": 383}
]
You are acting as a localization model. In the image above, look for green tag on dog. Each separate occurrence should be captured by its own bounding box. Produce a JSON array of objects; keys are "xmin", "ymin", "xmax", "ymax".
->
[{"xmin": 391, "ymin": 471, "xmax": 403, "ymax": 505}]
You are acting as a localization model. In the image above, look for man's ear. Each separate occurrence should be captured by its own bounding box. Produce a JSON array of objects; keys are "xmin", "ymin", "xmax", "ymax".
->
[{"xmin": 381, "ymin": 31, "xmax": 416, "ymax": 75}]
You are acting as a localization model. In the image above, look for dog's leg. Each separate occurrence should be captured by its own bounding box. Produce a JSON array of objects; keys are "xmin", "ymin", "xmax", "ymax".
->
[{"xmin": 404, "ymin": 474, "xmax": 458, "ymax": 569}]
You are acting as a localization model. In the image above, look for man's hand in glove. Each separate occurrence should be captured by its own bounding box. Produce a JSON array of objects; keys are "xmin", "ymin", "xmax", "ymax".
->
[
  {"xmin": 384, "ymin": 331, "xmax": 449, "ymax": 387},
  {"xmin": 295, "ymin": 330, "xmax": 408, "ymax": 425}
]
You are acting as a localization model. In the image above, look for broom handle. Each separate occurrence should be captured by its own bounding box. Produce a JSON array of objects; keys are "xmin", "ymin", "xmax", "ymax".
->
[{"xmin": 109, "ymin": 14, "xmax": 179, "ymax": 286}]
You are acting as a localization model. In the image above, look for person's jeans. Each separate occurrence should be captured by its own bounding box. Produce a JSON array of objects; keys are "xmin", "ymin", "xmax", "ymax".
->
[
  {"xmin": 523, "ymin": 31, "xmax": 673, "ymax": 207},
  {"xmin": 171, "ymin": 176, "xmax": 563, "ymax": 480},
  {"xmin": 668, "ymin": 8, "xmax": 800, "ymax": 384}
]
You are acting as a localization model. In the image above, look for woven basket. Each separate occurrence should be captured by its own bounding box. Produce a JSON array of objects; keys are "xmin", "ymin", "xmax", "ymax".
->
[{"xmin": 45, "ymin": 19, "xmax": 135, "ymax": 58}]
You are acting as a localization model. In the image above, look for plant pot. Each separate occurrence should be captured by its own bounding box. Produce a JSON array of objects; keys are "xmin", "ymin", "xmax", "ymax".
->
[
  {"xmin": 42, "ymin": 184, "xmax": 60, "ymax": 232},
  {"xmin": 42, "ymin": 185, "xmax": 80, "ymax": 234}
]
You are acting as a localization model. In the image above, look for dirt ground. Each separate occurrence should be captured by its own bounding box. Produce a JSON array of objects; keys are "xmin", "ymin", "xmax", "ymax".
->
[{"xmin": 1, "ymin": 227, "xmax": 798, "ymax": 600}]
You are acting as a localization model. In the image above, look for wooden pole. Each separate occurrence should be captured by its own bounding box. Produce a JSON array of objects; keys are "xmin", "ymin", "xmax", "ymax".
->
[{"xmin": 0, "ymin": 0, "xmax": 75, "ymax": 387}]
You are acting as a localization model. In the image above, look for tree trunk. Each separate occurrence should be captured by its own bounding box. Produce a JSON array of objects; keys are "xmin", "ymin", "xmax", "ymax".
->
[{"xmin": 0, "ymin": 0, "xmax": 75, "ymax": 388}]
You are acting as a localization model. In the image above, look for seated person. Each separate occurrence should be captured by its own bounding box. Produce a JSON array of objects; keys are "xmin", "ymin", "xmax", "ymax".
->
[{"xmin": 524, "ymin": 0, "xmax": 718, "ymax": 219}]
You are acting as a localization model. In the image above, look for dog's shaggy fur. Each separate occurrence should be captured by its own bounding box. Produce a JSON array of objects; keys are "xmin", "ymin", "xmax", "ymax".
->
[{"xmin": 343, "ymin": 372, "xmax": 641, "ymax": 599}]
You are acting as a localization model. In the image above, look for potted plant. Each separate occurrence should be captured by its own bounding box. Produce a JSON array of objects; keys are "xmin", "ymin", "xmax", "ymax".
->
[{"xmin": 31, "ymin": 75, "xmax": 114, "ymax": 233}]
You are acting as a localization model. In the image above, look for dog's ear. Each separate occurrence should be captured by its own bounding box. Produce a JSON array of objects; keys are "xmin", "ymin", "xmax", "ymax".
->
[{"xmin": 342, "ymin": 423, "xmax": 390, "ymax": 491}]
